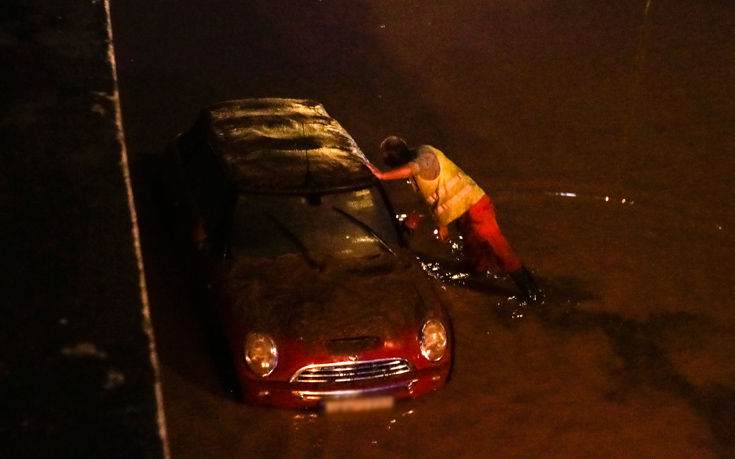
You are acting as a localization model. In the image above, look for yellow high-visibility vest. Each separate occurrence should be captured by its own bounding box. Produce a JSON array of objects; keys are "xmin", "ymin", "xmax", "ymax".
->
[{"xmin": 413, "ymin": 146, "xmax": 486, "ymax": 226}]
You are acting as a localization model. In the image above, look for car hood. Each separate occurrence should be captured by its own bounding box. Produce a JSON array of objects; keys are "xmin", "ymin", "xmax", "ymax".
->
[{"xmin": 219, "ymin": 253, "xmax": 439, "ymax": 344}]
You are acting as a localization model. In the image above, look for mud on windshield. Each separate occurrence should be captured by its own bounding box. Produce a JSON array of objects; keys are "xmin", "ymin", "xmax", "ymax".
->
[{"xmin": 228, "ymin": 187, "xmax": 400, "ymax": 261}]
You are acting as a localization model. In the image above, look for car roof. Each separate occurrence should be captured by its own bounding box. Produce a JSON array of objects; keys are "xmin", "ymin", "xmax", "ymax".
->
[{"xmin": 200, "ymin": 98, "xmax": 376, "ymax": 194}]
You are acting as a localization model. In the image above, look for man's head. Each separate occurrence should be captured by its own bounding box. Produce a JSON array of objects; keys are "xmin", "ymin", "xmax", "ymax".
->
[{"xmin": 380, "ymin": 136, "xmax": 412, "ymax": 168}]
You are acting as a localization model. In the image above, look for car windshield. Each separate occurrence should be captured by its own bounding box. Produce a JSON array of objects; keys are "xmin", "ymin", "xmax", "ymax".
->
[{"xmin": 229, "ymin": 187, "xmax": 399, "ymax": 260}]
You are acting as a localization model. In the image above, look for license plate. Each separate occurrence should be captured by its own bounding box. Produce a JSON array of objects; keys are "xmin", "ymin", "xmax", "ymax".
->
[{"xmin": 323, "ymin": 395, "xmax": 394, "ymax": 413}]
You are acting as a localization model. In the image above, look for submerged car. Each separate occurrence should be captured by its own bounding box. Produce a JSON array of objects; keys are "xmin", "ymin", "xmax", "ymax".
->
[{"xmin": 157, "ymin": 98, "xmax": 452, "ymax": 410}]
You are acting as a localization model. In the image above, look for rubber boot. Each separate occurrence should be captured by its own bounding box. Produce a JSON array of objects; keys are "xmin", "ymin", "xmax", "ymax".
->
[{"xmin": 509, "ymin": 266, "xmax": 543, "ymax": 303}]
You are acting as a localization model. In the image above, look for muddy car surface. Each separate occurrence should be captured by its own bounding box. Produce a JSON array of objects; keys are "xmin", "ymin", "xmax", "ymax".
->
[{"xmin": 157, "ymin": 98, "xmax": 452, "ymax": 410}]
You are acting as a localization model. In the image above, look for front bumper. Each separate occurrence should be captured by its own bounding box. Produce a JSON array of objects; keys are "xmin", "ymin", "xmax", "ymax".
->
[{"xmin": 240, "ymin": 363, "xmax": 450, "ymax": 409}]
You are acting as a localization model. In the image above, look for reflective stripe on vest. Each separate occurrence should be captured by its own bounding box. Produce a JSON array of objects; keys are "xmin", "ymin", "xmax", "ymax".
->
[{"xmin": 413, "ymin": 146, "xmax": 486, "ymax": 226}]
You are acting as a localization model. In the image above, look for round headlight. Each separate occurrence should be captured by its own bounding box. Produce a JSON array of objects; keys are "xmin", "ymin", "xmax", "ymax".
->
[
  {"xmin": 420, "ymin": 319, "xmax": 447, "ymax": 361},
  {"xmin": 244, "ymin": 333, "xmax": 278, "ymax": 377}
]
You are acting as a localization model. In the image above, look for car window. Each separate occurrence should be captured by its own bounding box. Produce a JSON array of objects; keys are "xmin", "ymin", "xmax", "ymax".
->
[
  {"xmin": 229, "ymin": 187, "xmax": 399, "ymax": 260},
  {"xmin": 182, "ymin": 134, "xmax": 231, "ymax": 237}
]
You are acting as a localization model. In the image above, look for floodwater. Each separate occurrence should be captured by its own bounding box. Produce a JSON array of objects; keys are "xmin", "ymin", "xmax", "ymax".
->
[
  {"xmin": 142, "ymin": 180, "xmax": 734, "ymax": 458},
  {"xmin": 111, "ymin": 0, "xmax": 734, "ymax": 457}
]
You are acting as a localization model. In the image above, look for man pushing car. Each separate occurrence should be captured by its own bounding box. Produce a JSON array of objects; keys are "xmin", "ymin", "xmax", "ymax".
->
[{"xmin": 366, "ymin": 136, "xmax": 542, "ymax": 303}]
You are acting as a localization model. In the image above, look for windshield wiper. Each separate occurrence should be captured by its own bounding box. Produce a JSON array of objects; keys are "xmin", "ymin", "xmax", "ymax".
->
[
  {"xmin": 263, "ymin": 210, "xmax": 320, "ymax": 270},
  {"xmin": 332, "ymin": 206, "xmax": 395, "ymax": 256}
]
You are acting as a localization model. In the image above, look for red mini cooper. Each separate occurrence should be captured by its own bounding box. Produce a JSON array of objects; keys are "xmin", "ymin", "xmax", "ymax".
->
[{"xmin": 157, "ymin": 98, "xmax": 452, "ymax": 410}]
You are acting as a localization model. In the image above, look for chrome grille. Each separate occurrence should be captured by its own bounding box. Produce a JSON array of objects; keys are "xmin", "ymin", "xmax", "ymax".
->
[{"xmin": 290, "ymin": 358, "xmax": 412, "ymax": 384}]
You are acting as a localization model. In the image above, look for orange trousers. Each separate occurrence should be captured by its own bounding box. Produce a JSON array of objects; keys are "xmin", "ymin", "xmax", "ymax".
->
[{"xmin": 456, "ymin": 195, "xmax": 522, "ymax": 274}]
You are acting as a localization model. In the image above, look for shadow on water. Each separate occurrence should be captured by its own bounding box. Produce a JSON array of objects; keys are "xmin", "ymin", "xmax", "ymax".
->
[
  {"xmin": 414, "ymin": 185, "xmax": 735, "ymax": 455},
  {"xmin": 506, "ymin": 284, "xmax": 734, "ymax": 456},
  {"xmin": 424, "ymin": 238, "xmax": 733, "ymax": 456}
]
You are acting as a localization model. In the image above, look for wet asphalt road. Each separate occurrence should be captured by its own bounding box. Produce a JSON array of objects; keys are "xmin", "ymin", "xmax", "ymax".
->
[{"xmin": 110, "ymin": 1, "xmax": 735, "ymax": 457}]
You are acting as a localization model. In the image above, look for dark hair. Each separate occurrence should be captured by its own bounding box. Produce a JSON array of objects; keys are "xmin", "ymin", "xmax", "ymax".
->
[{"xmin": 380, "ymin": 136, "xmax": 413, "ymax": 168}]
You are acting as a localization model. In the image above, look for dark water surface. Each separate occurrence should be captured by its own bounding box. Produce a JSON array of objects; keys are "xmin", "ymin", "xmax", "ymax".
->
[{"xmin": 112, "ymin": 0, "xmax": 734, "ymax": 457}]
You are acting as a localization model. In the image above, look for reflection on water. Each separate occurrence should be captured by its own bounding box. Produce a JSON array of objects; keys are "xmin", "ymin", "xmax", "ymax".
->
[{"xmin": 548, "ymin": 190, "xmax": 635, "ymax": 207}]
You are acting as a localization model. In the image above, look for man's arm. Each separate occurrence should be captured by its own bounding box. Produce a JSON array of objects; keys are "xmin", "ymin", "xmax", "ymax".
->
[
  {"xmin": 365, "ymin": 161, "xmax": 415, "ymax": 181},
  {"xmin": 366, "ymin": 157, "xmax": 450, "ymax": 242}
]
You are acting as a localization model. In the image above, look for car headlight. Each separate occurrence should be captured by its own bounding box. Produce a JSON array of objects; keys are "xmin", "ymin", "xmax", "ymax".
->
[
  {"xmin": 244, "ymin": 333, "xmax": 278, "ymax": 377},
  {"xmin": 420, "ymin": 319, "xmax": 447, "ymax": 361}
]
